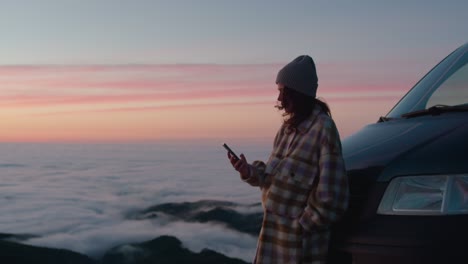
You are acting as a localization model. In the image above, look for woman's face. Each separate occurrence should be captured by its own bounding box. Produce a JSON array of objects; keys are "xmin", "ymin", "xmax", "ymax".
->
[{"xmin": 277, "ymin": 83, "xmax": 293, "ymax": 113}]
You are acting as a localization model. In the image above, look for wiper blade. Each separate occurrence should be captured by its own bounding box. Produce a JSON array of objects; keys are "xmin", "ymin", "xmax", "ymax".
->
[
  {"xmin": 377, "ymin": 116, "xmax": 396, "ymax": 123},
  {"xmin": 402, "ymin": 104, "xmax": 468, "ymax": 118}
]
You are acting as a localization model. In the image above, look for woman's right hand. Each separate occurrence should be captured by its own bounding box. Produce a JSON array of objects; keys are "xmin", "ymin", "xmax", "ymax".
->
[{"xmin": 228, "ymin": 153, "xmax": 250, "ymax": 180}]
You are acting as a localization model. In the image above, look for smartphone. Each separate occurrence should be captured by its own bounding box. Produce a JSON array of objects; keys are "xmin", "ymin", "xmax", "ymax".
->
[{"xmin": 223, "ymin": 143, "xmax": 240, "ymax": 161}]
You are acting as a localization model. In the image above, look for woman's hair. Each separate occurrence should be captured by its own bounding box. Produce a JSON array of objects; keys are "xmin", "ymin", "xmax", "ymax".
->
[{"xmin": 276, "ymin": 86, "xmax": 331, "ymax": 128}]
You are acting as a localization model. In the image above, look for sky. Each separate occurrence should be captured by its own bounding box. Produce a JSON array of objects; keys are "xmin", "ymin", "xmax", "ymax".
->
[{"xmin": 1, "ymin": 0, "xmax": 467, "ymax": 142}]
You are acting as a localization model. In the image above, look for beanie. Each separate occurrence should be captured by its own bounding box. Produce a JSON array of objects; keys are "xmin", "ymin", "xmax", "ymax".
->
[{"xmin": 275, "ymin": 55, "xmax": 318, "ymax": 97}]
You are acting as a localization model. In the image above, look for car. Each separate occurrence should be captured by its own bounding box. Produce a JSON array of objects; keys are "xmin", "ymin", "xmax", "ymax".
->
[{"xmin": 328, "ymin": 42, "xmax": 468, "ymax": 264}]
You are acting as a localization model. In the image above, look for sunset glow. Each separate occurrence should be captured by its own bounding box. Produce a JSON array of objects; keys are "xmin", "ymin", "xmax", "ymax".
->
[
  {"xmin": 1, "ymin": 1, "xmax": 465, "ymax": 143},
  {"xmin": 0, "ymin": 64, "xmax": 410, "ymax": 142}
]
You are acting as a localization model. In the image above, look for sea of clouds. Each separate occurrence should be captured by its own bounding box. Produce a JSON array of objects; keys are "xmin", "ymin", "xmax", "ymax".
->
[{"xmin": 0, "ymin": 141, "xmax": 271, "ymax": 261}]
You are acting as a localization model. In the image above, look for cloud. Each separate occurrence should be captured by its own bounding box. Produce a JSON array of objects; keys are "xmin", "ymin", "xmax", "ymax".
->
[
  {"xmin": 0, "ymin": 144, "xmax": 264, "ymax": 261},
  {"xmin": 0, "ymin": 64, "xmax": 277, "ymax": 114},
  {"xmin": 23, "ymin": 219, "xmax": 257, "ymax": 262},
  {"xmin": 0, "ymin": 62, "xmax": 418, "ymax": 141},
  {"xmin": 1, "ymin": 63, "xmax": 406, "ymax": 113}
]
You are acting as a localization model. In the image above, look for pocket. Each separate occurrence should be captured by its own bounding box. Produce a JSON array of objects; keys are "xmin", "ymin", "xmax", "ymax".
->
[
  {"xmin": 265, "ymin": 158, "xmax": 317, "ymax": 218},
  {"xmin": 277, "ymin": 158, "xmax": 316, "ymax": 186}
]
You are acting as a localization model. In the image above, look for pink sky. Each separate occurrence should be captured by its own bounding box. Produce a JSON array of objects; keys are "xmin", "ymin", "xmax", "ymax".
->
[
  {"xmin": 1, "ymin": 0, "xmax": 465, "ymax": 143},
  {"xmin": 0, "ymin": 63, "xmax": 415, "ymax": 143}
]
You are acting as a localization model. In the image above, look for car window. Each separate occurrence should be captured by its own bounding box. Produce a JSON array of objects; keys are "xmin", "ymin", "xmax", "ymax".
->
[{"xmin": 426, "ymin": 62, "xmax": 468, "ymax": 108}]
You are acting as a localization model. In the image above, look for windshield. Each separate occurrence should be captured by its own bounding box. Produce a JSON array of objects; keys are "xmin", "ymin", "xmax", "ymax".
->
[{"xmin": 387, "ymin": 43, "xmax": 468, "ymax": 118}]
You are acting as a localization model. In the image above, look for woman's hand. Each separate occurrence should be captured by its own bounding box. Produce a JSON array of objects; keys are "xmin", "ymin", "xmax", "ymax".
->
[{"xmin": 228, "ymin": 152, "xmax": 250, "ymax": 180}]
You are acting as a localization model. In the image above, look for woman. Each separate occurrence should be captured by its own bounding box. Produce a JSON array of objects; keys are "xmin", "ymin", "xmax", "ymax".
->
[{"xmin": 228, "ymin": 55, "xmax": 349, "ymax": 264}]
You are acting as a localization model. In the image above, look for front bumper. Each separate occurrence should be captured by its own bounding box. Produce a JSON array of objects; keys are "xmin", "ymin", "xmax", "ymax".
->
[
  {"xmin": 329, "ymin": 183, "xmax": 468, "ymax": 264},
  {"xmin": 334, "ymin": 212, "xmax": 468, "ymax": 263}
]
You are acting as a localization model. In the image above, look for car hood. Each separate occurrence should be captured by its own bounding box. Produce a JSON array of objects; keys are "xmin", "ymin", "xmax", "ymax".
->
[{"xmin": 342, "ymin": 113, "xmax": 468, "ymax": 183}]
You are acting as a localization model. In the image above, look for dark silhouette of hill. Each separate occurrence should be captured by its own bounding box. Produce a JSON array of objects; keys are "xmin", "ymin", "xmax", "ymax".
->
[
  {"xmin": 101, "ymin": 235, "xmax": 248, "ymax": 264},
  {"xmin": 133, "ymin": 200, "xmax": 263, "ymax": 236},
  {"xmin": 0, "ymin": 239, "xmax": 94, "ymax": 264}
]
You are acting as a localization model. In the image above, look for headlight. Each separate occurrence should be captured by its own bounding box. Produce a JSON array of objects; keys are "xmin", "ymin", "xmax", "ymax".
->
[{"xmin": 377, "ymin": 175, "xmax": 468, "ymax": 215}]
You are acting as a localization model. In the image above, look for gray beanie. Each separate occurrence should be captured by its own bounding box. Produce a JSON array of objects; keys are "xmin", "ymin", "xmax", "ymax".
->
[{"xmin": 275, "ymin": 55, "xmax": 318, "ymax": 97}]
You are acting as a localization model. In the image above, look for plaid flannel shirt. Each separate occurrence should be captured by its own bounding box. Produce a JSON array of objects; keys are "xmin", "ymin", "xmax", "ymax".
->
[{"xmin": 244, "ymin": 105, "xmax": 349, "ymax": 264}]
